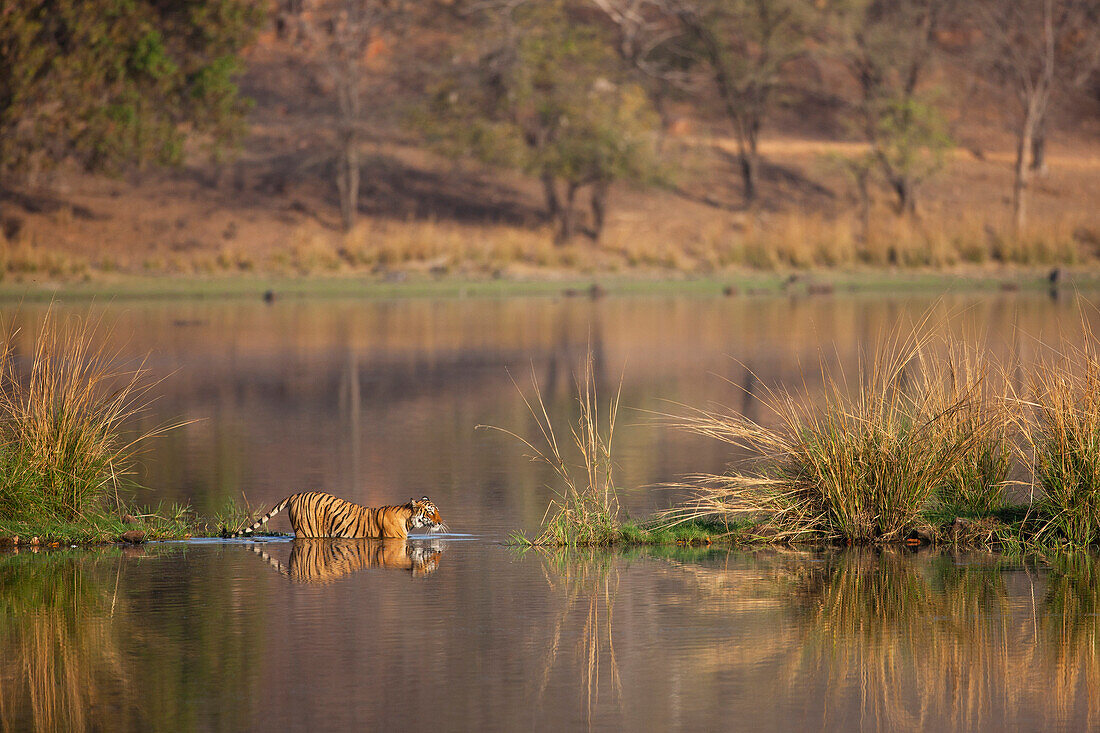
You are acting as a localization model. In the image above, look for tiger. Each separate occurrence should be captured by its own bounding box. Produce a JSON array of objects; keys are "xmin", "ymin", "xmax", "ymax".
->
[
  {"xmin": 229, "ymin": 492, "xmax": 445, "ymax": 540},
  {"xmin": 250, "ymin": 538, "xmax": 442, "ymax": 583}
]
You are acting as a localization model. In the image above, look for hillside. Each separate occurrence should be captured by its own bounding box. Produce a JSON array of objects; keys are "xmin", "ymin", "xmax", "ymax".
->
[{"xmin": 1, "ymin": 22, "xmax": 1098, "ymax": 283}]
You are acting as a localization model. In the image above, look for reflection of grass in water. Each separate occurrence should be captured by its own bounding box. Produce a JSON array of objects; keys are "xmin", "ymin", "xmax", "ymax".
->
[
  {"xmin": 794, "ymin": 551, "xmax": 1016, "ymax": 730},
  {"xmin": 0, "ymin": 546, "xmax": 268, "ymax": 732},
  {"xmin": 1041, "ymin": 554, "xmax": 1100, "ymax": 713},
  {"xmin": 0, "ymin": 550, "xmax": 138, "ymax": 732},
  {"xmin": 532, "ymin": 548, "xmax": 622, "ymax": 727},
  {"xmin": 778, "ymin": 549, "xmax": 1100, "ymax": 729}
]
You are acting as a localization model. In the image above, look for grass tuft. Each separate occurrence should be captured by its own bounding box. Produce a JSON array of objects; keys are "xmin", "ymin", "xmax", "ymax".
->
[
  {"xmin": 658, "ymin": 318, "xmax": 1016, "ymax": 544},
  {"xmin": 0, "ymin": 310, "xmax": 168, "ymax": 525},
  {"xmin": 484, "ymin": 351, "xmax": 621, "ymax": 546},
  {"xmin": 1022, "ymin": 323, "xmax": 1100, "ymax": 548}
]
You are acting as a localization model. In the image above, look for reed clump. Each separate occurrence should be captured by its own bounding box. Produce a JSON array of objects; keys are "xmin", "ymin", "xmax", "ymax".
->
[
  {"xmin": 0, "ymin": 312, "xmax": 198, "ymax": 543},
  {"xmin": 486, "ymin": 353, "xmax": 621, "ymax": 546},
  {"xmin": 659, "ymin": 321, "xmax": 1016, "ymax": 544},
  {"xmin": 1022, "ymin": 330, "xmax": 1100, "ymax": 548},
  {"xmin": 923, "ymin": 342, "xmax": 1014, "ymax": 514},
  {"xmin": 0, "ymin": 313, "xmax": 159, "ymax": 524}
]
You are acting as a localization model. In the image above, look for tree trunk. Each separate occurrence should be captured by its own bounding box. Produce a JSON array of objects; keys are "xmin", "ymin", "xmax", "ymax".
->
[
  {"xmin": 541, "ymin": 172, "xmax": 560, "ymax": 221},
  {"xmin": 739, "ymin": 152, "xmax": 757, "ymax": 206},
  {"xmin": 589, "ymin": 178, "xmax": 610, "ymax": 241},
  {"xmin": 1014, "ymin": 0, "xmax": 1055, "ymax": 230},
  {"xmin": 554, "ymin": 181, "xmax": 579, "ymax": 245},
  {"xmin": 337, "ymin": 130, "xmax": 359, "ymax": 231},
  {"xmin": 1013, "ymin": 112, "xmax": 1036, "ymax": 232},
  {"xmin": 855, "ymin": 166, "xmax": 871, "ymax": 244},
  {"xmin": 737, "ymin": 119, "xmax": 761, "ymax": 206},
  {"xmin": 1029, "ymin": 114, "xmax": 1048, "ymax": 177},
  {"xmin": 890, "ymin": 174, "xmax": 917, "ymax": 218}
]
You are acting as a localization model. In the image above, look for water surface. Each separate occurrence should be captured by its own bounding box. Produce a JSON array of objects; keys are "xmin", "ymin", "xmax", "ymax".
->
[
  {"xmin": 3, "ymin": 542, "xmax": 1099, "ymax": 731},
  {"xmin": 3, "ymin": 291, "xmax": 1093, "ymax": 531},
  {"xmin": 3, "ymin": 291, "xmax": 1100, "ymax": 731}
]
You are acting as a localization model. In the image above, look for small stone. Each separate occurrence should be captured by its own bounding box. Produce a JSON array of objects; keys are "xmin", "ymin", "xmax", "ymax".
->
[{"xmin": 120, "ymin": 530, "xmax": 146, "ymax": 544}]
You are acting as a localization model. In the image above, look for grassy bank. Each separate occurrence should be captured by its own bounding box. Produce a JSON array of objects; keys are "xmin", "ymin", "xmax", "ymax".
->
[
  {"xmin": 503, "ymin": 319, "xmax": 1100, "ymax": 555},
  {"xmin": 0, "ymin": 311, "xmax": 259, "ymax": 546},
  {"xmin": 0, "ymin": 501, "xmax": 256, "ymax": 546}
]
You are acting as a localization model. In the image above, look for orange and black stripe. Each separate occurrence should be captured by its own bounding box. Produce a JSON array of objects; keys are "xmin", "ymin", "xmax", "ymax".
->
[{"xmin": 230, "ymin": 492, "xmax": 435, "ymax": 540}]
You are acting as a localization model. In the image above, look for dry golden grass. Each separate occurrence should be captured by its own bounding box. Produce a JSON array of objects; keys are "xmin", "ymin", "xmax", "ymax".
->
[
  {"xmin": 0, "ymin": 240, "xmax": 90, "ymax": 280},
  {"xmin": 3, "ymin": 187, "xmax": 1093, "ymax": 281},
  {"xmin": 1017, "ymin": 319, "xmax": 1100, "ymax": 547},
  {"xmin": 922, "ymin": 340, "xmax": 1016, "ymax": 513},
  {"xmin": 654, "ymin": 307, "xmax": 1100, "ymax": 549},
  {"xmin": 483, "ymin": 350, "xmax": 622, "ymax": 546},
  {"xmin": 0, "ymin": 310, "xmax": 168, "ymax": 523},
  {"xmin": 657, "ymin": 315, "xmax": 1000, "ymax": 543}
]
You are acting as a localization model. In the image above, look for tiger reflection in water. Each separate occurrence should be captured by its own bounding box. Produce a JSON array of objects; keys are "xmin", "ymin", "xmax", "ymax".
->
[{"xmin": 250, "ymin": 538, "xmax": 443, "ymax": 583}]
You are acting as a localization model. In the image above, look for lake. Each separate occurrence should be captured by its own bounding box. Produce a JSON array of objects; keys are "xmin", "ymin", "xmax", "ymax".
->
[{"xmin": 2, "ymin": 290, "xmax": 1099, "ymax": 731}]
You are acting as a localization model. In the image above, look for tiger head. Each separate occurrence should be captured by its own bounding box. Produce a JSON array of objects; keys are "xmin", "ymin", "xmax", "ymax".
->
[{"xmin": 407, "ymin": 496, "xmax": 446, "ymax": 533}]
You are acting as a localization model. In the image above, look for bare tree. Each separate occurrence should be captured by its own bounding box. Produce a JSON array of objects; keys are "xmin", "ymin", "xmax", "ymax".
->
[
  {"xmin": 831, "ymin": 0, "xmax": 953, "ymax": 218},
  {"xmin": 595, "ymin": 0, "xmax": 814, "ymax": 206},
  {"xmin": 301, "ymin": 0, "xmax": 403, "ymax": 231},
  {"xmin": 972, "ymin": 0, "xmax": 1100, "ymax": 229}
]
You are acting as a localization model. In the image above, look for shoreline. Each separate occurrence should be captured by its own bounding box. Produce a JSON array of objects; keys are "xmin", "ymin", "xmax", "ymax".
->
[
  {"xmin": 0, "ymin": 507, "xmax": 1063, "ymax": 558},
  {"xmin": 0, "ymin": 267, "xmax": 1095, "ymax": 301}
]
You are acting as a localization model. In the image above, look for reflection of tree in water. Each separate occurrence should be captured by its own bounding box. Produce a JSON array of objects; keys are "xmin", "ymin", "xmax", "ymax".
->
[
  {"xmin": 0, "ymin": 547, "xmax": 266, "ymax": 733},
  {"xmin": 534, "ymin": 548, "xmax": 622, "ymax": 730},
  {"xmin": 542, "ymin": 305, "xmax": 607, "ymax": 403},
  {"xmin": 249, "ymin": 538, "xmax": 443, "ymax": 583}
]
